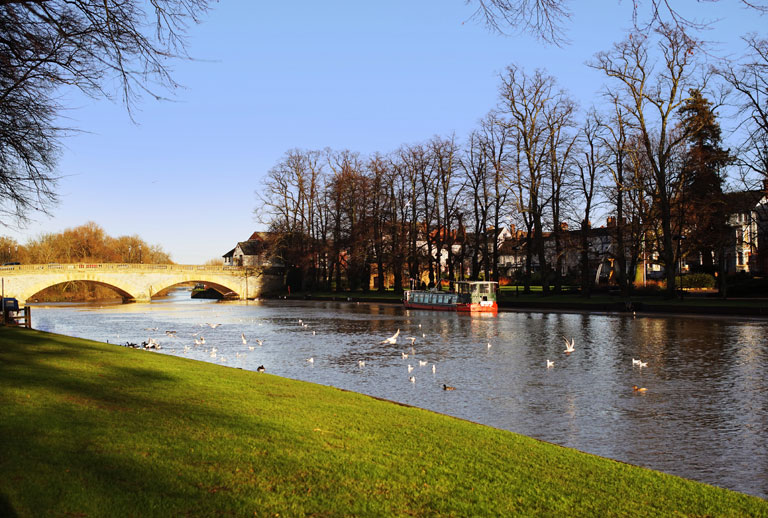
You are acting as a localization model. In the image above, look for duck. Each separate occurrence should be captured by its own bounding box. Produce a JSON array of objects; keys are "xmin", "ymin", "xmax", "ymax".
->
[
  {"xmin": 563, "ymin": 337, "xmax": 575, "ymax": 354},
  {"xmin": 546, "ymin": 359, "xmax": 555, "ymax": 368},
  {"xmin": 632, "ymin": 385, "xmax": 648, "ymax": 392},
  {"xmin": 257, "ymin": 365, "xmax": 266, "ymax": 373},
  {"xmin": 443, "ymin": 384, "xmax": 456, "ymax": 391}
]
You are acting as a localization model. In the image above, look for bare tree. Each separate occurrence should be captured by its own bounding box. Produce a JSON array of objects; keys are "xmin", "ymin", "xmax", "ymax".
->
[
  {"xmin": 591, "ymin": 25, "xmax": 703, "ymax": 298},
  {"xmin": 720, "ymin": 35, "xmax": 768, "ymax": 191},
  {"xmin": 0, "ymin": 0, "xmax": 210, "ymax": 222},
  {"xmin": 498, "ymin": 65, "xmax": 567, "ymax": 295}
]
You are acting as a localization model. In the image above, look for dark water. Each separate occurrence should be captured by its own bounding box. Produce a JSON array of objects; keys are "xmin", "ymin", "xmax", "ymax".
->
[{"xmin": 31, "ymin": 289, "xmax": 768, "ymax": 499}]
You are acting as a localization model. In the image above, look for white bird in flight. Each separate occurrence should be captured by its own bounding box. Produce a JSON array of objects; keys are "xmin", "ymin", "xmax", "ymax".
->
[
  {"xmin": 380, "ymin": 329, "xmax": 400, "ymax": 345},
  {"xmin": 241, "ymin": 333, "xmax": 247, "ymax": 345},
  {"xmin": 563, "ymin": 337, "xmax": 575, "ymax": 354}
]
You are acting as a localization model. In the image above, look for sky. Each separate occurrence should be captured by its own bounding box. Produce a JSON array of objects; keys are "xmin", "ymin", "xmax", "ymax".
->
[{"xmin": 3, "ymin": 1, "xmax": 766, "ymax": 264}]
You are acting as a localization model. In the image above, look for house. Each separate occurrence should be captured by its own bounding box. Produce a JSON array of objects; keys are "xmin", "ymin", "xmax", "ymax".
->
[
  {"xmin": 722, "ymin": 189, "xmax": 768, "ymax": 274},
  {"xmin": 223, "ymin": 232, "xmax": 284, "ymax": 270}
]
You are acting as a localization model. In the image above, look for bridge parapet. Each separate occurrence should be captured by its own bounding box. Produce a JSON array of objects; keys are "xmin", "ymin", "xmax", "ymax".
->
[{"xmin": 0, "ymin": 263, "xmax": 246, "ymax": 273}]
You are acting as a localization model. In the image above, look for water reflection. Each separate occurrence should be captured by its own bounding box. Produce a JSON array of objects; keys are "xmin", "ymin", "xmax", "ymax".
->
[{"xmin": 30, "ymin": 290, "xmax": 768, "ymax": 499}]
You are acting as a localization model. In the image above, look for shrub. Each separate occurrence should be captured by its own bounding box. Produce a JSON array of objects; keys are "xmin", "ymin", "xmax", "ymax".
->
[{"xmin": 681, "ymin": 273, "xmax": 716, "ymax": 289}]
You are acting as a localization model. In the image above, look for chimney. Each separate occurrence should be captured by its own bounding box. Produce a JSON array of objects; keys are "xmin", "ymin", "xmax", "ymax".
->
[{"xmin": 560, "ymin": 221, "xmax": 569, "ymax": 231}]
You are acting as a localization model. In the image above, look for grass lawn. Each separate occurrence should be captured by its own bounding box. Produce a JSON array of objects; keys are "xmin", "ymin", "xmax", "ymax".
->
[{"xmin": 1, "ymin": 327, "xmax": 766, "ymax": 517}]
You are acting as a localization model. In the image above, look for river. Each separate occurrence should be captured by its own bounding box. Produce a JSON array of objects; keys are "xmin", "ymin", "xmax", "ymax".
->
[{"xmin": 30, "ymin": 288, "xmax": 768, "ymax": 499}]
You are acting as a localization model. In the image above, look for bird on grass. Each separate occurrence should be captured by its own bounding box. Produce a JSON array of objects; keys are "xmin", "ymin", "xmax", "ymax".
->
[
  {"xmin": 563, "ymin": 337, "xmax": 575, "ymax": 354},
  {"xmin": 443, "ymin": 384, "xmax": 456, "ymax": 391},
  {"xmin": 546, "ymin": 359, "xmax": 555, "ymax": 368},
  {"xmin": 380, "ymin": 329, "xmax": 400, "ymax": 345},
  {"xmin": 257, "ymin": 365, "xmax": 266, "ymax": 373},
  {"xmin": 632, "ymin": 385, "xmax": 648, "ymax": 392}
]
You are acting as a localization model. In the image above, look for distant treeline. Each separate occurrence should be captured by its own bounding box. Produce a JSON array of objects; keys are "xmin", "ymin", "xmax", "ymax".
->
[{"xmin": 1, "ymin": 222, "xmax": 171, "ymax": 301}]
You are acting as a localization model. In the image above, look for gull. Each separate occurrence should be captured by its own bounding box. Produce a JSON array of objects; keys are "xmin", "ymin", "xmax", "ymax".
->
[
  {"xmin": 257, "ymin": 365, "xmax": 265, "ymax": 373},
  {"xmin": 563, "ymin": 337, "xmax": 575, "ymax": 354},
  {"xmin": 241, "ymin": 333, "xmax": 247, "ymax": 345},
  {"xmin": 194, "ymin": 338, "xmax": 202, "ymax": 346},
  {"xmin": 418, "ymin": 360, "xmax": 428, "ymax": 367},
  {"xmin": 199, "ymin": 336, "xmax": 205, "ymax": 345},
  {"xmin": 443, "ymin": 384, "xmax": 456, "ymax": 391},
  {"xmin": 248, "ymin": 346, "xmax": 255, "ymax": 351},
  {"xmin": 418, "ymin": 324, "xmax": 422, "ymax": 328},
  {"xmin": 298, "ymin": 319, "xmax": 303, "ymax": 324},
  {"xmin": 380, "ymin": 329, "xmax": 400, "ymax": 345},
  {"xmin": 406, "ymin": 337, "xmax": 417, "ymax": 345},
  {"xmin": 401, "ymin": 352, "xmax": 409, "ymax": 359},
  {"xmin": 306, "ymin": 357, "xmax": 314, "ymax": 364},
  {"xmin": 409, "ymin": 376, "xmax": 416, "ymax": 383},
  {"xmin": 546, "ymin": 359, "xmax": 555, "ymax": 368},
  {"xmin": 638, "ymin": 361, "xmax": 648, "ymax": 368},
  {"xmin": 407, "ymin": 364, "xmax": 414, "ymax": 373},
  {"xmin": 255, "ymin": 339, "xmax": 264, "ymax": 346},
  {"xmin": 422, "ymin": 333, "xmax": 426, "ymax": 338},
  {"xmin": 487, "ymin": 342, "xmax": 492, "ymax": 350},
  {"xmin": 358, "ymin": 360, "xmax": 366, "ymax": 367},
  {"xmin": 432, "ymin": 364, "xmax": 436, "ymax": 374},
  {"xmin": 144, "ymin": 327, "xmax": 158, "ymax": 332},
  {"xmin": 632, "ymin": 358, "xmax": 642, "ymax": 366},
  {"xmin": 207, "ymin": 323, "xmax": 221, "ymax": 329},
  {"xmin": 165, "ymin": 330, "xmax": 177, "ymax": 336},
  {"xmin": 312, "ymin": 331, "xmax": 316, "ymax": 335},
  {"xmin": 632, "ymin": 385, "xmax": 648, "ymax": 392}
]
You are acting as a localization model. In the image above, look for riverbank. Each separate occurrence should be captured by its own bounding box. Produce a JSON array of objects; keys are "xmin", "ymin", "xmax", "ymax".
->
[
  {"xmin": 290, "ymin": 290, "xmax": 768, "ymax": 317},
  {"xmin": 1, "ymin": 327, "xmax": 765, "ymax": 517}
]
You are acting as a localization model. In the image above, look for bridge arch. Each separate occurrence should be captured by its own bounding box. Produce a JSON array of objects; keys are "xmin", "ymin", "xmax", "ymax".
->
[
  {"xmin": 150, "ymin": 279, "xmax": 241, "ymax": 299},
  {"xmin": 21, "ymin": 279, "xmax": 137, "ymax": 303}
]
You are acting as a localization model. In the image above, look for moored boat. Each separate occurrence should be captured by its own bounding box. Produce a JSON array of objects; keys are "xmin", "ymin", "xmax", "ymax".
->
[{"xmin": 403, "ymin": 281, "xmax": 498, "ymax": 313}]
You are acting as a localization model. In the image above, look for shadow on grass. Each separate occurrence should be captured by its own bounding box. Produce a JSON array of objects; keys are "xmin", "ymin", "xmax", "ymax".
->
[{"xmin": 0, "ymin": 327, "xmax": 313, "ymax": 515}]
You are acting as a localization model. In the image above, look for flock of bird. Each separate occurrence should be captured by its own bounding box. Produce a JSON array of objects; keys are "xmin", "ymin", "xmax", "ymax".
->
[{"xmin": 120, "ymin": 317, "xmax": 652, "ymax": 394}]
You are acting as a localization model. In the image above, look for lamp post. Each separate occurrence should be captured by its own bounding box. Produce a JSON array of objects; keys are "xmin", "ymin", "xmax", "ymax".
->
[{"xmin": 673, "ymin": 234, "xmax": 686, "ymax": 300}]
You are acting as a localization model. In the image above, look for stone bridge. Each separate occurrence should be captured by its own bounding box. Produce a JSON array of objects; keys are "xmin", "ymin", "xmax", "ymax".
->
[{"xmin": 0, "ymin": 263, "xmax": 283, "ymax": 304}]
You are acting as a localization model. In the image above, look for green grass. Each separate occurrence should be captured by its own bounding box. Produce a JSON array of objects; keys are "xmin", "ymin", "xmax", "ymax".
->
[{"xmin": 1, "ymin": 327, "xmax": 766, "ymax": 517}]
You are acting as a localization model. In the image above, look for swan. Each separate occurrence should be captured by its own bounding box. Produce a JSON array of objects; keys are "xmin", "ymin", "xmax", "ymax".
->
[
  {"xmin": 306, "ymin": 357, "xmax": 314, "ymax": 364},
  {"xmin": 380, "ymin": 329, "xmax": 400, "ymax": 345}
]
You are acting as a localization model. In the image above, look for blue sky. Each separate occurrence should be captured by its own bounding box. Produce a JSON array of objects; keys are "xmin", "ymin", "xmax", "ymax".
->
[{"xmin": 5, "ymin": 2, "xmax": 765, "ymax": 264}]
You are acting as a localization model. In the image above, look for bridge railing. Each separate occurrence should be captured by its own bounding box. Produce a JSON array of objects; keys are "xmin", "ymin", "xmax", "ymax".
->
[{"xmin": 0, "ymin": 264, "xmax": 246, "ymax": 273}]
